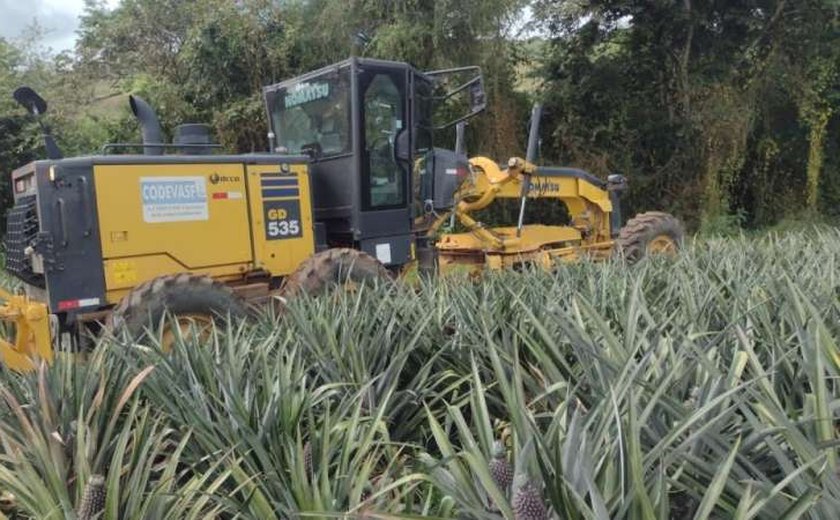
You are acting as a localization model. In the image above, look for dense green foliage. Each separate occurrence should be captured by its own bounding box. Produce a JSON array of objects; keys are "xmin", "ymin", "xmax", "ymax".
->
[
  {"xmin": 534, "ymin": 0, "xmax": 840, "ymax": 228},
  {"xmin": 0, "ymin": 229, "xmax": 839, "ymax": 518},
  {"xmin": 1, "ymin": 1, "xmax": 838, "ymax": 231}
]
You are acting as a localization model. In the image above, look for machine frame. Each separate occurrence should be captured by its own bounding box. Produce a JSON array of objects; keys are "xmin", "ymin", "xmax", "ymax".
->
[{"xmin": 0, "ymin": 58, "xmax": 682, "ymax": 371}]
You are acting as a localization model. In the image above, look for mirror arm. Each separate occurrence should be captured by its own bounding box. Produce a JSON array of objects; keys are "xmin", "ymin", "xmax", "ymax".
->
[
  {"xmin": 434, "ymin": 76, "xmax": 483, "ymax": 102},
  {"xmin": 34, "ymin": 116, "xmax": 62, "ymax": 160},
  {"xmin": 433, "ymin": 111, "xmax": 484, "ymax": 131},
  {"xmin": 42, "ymin": 133, "xmax": 63, "ymax": 160}
]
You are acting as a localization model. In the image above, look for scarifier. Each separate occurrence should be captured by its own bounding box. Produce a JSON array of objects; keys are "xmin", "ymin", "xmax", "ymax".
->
[{"xmin": 1, "ymin": 58, "xmax": 683, "ymax": 370}]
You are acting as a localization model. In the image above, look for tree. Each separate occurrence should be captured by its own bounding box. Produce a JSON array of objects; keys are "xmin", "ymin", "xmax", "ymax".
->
[
  {"xmin": 73, "ymin": 0, "xmax": 529, "ymax": 157},
  {"xmin": 0, "ymin": 38, "xmax": 36, "ymax": 232},
  {"xmin": 534, "ymin": 0, "xmax": 840, "ymax": 229}
]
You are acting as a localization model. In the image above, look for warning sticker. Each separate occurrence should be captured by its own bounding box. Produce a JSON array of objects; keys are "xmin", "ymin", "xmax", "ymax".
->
[
  {"xmin": 140, "ymin": 177, "xmax": 208, "ymax": 223},
  {"xmin": 375, "ymin": 243, "xmax": 392, "ymax": 264}
]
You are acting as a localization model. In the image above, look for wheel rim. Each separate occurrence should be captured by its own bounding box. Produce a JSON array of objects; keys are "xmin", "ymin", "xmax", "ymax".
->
[
  {"xmin": 647, "ymin": 234, "xmax": 677, "ymax": 255},
  {"xmin": 160, "ymin": 314, "xmax": 214, "ymax": 351}
]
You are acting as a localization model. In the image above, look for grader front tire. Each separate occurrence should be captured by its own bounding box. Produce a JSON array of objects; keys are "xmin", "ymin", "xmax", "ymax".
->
[
  {"xmin": 616, "ymin": 211, "xmax": 684, "ymax": 262},
  {"xmin": 109, "ymin": 273, "xmax": 249, "ymax": 349},
  {"xmin": 281, "ymin": 248, "xmax": 391, "ymax": 298}
]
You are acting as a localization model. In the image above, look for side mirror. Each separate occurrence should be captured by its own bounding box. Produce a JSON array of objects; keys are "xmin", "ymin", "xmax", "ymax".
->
[
  {"xmin": 468, "ymin": 78, "xmax": 486, "ymax": 115},
  {"xmin": 13, "ymin": 87, "xmax": 48, "ymax": 116},
  {"xmin": 13, "ymin": 86, "xmax": 63, "ymax": 160},
  {"xmin": 394, "ymin": 128, "xmax": 410, "ymax": 162}
]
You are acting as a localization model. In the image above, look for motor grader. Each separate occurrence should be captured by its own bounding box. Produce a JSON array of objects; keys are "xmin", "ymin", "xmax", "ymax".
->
[{"xmin": 0, "ymin": 57, "xmax": 683, "ymax": 371}]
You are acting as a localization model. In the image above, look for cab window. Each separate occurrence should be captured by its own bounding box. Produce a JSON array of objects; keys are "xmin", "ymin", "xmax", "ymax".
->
[
  {"xmin": 363, "ymin": 74, "xmax": 405, "ymax": 209},
  {"xmin": 271, "ymin": 70, "xmax": 351, "ymax": 157}
]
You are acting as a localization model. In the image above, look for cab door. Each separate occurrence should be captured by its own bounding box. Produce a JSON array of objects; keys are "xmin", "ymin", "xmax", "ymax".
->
[{"xmin": 354, "ymin": 63, "xmax": 413, "ymax": 266}]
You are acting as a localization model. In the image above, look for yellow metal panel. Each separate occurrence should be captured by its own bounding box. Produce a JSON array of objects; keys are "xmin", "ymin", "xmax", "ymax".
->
[
  {"xmin": 437, "ymin": 225, "xmax": 581, "ymax": 253},
  {"xmin": 528, "ymin": 176, "xmax": 578, "ymax": 198},
  {"xmin": 94, "ymin": 163, "xmax": 254, "ymax": 290},
  {"xmin": 578, "ymin": 180, "xmax": 612, "ymax": 211},
  {"xmin": 246, "ymin": 163, "xmax": 315, "ymax": 276},
  {"xmin": 94, "ymin": 161, "xmax": 253, "ymax": 292},
  {"xmin": 469, "ymin": 156, "xmax": 510, "ymax": 184},
  {"xmin": 102, "ymin": 256, "xmax": 253, "ymax": 303}
]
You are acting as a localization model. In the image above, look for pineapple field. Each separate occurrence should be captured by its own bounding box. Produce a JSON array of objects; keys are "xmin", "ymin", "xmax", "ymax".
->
[{"xmin": 0, "ymin": 228, "xmax": 839, "ymax": 519}]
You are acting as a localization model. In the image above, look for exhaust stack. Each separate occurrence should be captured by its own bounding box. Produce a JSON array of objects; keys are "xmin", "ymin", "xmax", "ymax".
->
[
  {"xmin": 525, "ymin": 104, "xmax": 543, "ymax": 163},
  {"xmin": 454, "ymin": 121, "xmax": 467, "ymax": 156},
  {"xmin": 129, "ymin": 95, "xmax": 164, "ymax": 156}
]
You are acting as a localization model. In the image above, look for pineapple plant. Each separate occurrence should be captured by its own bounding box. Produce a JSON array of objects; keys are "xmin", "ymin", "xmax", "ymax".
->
[{"xmin": 0, "ymin": 229, "xmax": 837, "ymax": 518}]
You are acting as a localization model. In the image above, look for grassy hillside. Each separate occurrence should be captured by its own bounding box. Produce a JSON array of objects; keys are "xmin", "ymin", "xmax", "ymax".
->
[{"xmin": 0, "ymin": 229, "xmax": 838, "ymax": 518}]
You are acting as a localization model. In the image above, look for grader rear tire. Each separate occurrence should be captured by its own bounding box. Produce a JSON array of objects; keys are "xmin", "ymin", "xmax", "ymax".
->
[
  {"xmin": 616, "ymin": 211, "xmax": 684, "ymax": 263},
  {"xmin": 108, "ymin": 273, "xmax": 249, "ymax": 348},
  {"xmin": 281, "ymin": 248, "xmax": 391, "ymax": 298}
]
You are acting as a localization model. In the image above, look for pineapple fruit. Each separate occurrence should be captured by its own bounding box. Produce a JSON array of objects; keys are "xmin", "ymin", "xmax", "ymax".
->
[
  {"xmin": 489, "ymin": 440, "xmax": 513, "ymax": 495},
  {"xmin": 76, "ymin": 474, "xmax": 106, "ymax": 520},
  {"xmin": 511, "ymin": 474, "xmax": 548, "ymax": 520}
]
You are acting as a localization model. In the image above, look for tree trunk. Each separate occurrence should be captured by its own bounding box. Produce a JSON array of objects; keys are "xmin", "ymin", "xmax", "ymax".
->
[
  {"xmin": 806, "ymin": 112, "xmax": 830, "ymax": 210},
  {"xmin": 680, "ymin": 0, "xmax": 694, "ymax": 115}
]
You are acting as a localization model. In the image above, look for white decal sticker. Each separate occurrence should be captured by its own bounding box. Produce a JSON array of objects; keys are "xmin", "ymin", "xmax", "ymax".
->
[
  {"xmin": 140, "ymin": 177, "xmax": 208, "ymax": 223},
  {"xmin": 284, "ymin": 82, "xmax": 330, "ymax": 108},
  {"xmin": 375, "ymin": 243, "xmax": 392, "ymax": 264}
]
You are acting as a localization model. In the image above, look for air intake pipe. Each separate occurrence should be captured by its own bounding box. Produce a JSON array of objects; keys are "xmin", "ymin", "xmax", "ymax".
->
[
  {"xmin": 129, "ymin": 95, "xmax": 164, "ymax": 156},
  {"xmin": 174, "ymin": 124, "xmax": 213, "ymax": 155}
]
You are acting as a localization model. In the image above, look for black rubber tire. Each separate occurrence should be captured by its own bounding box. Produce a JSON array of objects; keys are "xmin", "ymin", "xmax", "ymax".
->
[
  {"xmin": 281, "ymin": 248, "xmax": 391, "ymax": 298},
  {"xmin": 616, "ymin": 211, "xmax": 685, "ymax": 263},
  {"xmin": 108, "ymin": 273, "xmax": 249, "ymax": 342}
]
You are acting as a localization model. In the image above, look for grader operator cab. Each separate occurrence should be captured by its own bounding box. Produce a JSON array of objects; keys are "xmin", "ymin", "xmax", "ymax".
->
[
  {"xmin": 1, "ymin": 57, "xmax": 683, "ymax": 371},
  {"xmin": 263, "ymin": 58, "xmax": 486, "ymax": 266}
]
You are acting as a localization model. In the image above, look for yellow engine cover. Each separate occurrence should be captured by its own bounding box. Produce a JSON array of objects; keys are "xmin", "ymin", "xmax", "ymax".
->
[
  {"xmin": 245, "ymin": 163, "xmax": 315, "ymax": 276},
  {"xmin": 93, "ymin": 159, "xmax": 314, "ymax": 303}
]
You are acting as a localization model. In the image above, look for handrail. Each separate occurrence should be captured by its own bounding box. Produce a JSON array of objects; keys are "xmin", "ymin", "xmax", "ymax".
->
[{"xmin": 100, "ymin": 142, "xmax": 223, "ymax": 155}]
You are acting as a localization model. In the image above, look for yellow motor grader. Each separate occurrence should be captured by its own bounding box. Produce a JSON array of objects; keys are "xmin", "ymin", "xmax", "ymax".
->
[
  {"xmin": 0, "ymin": 58, "xmax": 682, "ymax": 370},
  {"xmin": 419, "ymin": 105, "xmax": 682, "ymax": 274}
]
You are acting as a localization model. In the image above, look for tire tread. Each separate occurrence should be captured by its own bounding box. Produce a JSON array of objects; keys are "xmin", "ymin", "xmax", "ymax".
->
[
  {"xmin": 281, "ymin": 248, "xmax": 390, "ymax": 297},
  {"xmin": 109, "ymin": 273, "xmax": 247, "ymax": 340},
  {"xmin": 616, "ymin": 211, "xmax": 684, "ymax": 262}
]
